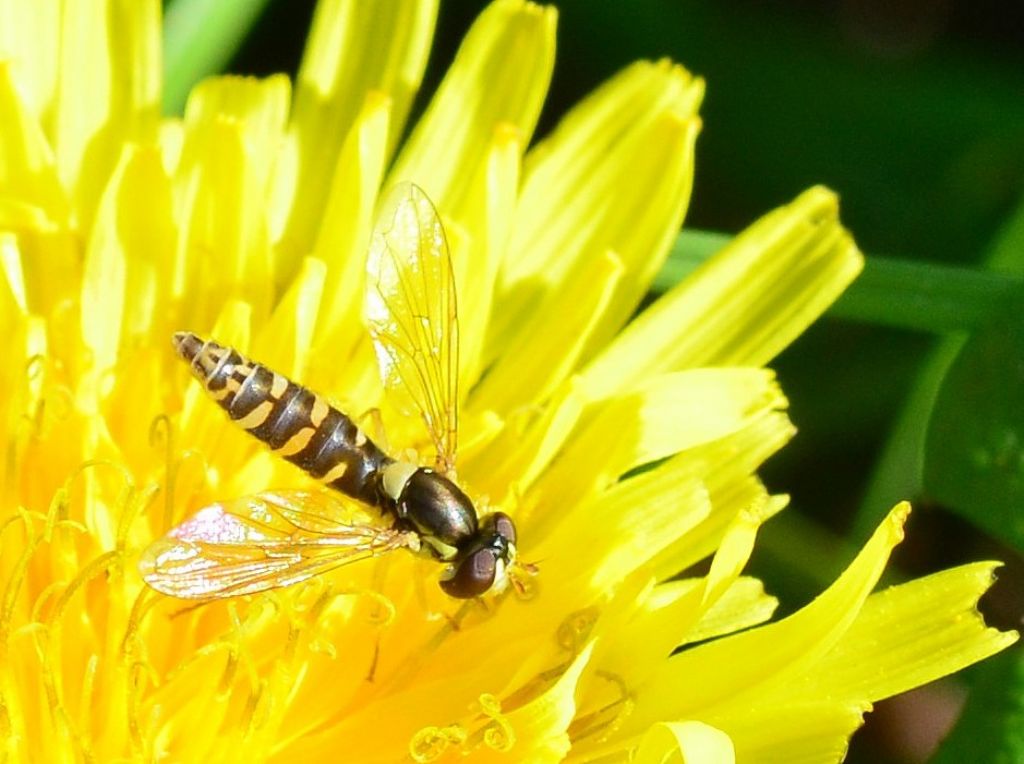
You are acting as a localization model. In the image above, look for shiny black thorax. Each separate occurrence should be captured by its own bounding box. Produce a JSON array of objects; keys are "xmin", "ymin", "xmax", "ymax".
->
[{"xmin": 387, "ymin": 468, "xmax": 478, "ymax": 556}]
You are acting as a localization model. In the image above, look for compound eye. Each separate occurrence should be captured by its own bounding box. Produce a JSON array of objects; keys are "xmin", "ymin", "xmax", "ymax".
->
[
  {"xmin": 480, "ymin": 511, "xmax": 516, "ymax": 546},
  {"xmin": 492, "ymin": 512, "xmax": 516, "ymax": 545},
  {"xmin": 439, "ymin": 548, "xmax": 497, "ymax": 599}
]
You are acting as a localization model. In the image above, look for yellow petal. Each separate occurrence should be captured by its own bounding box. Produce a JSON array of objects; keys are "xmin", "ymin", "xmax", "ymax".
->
[
  {"xmin": 274, "ymin": 639, "xmax": 593, "ymax": 763},
  {"xmin": 488, "ymin": 642, "xmax": 595, "ymax": 763},
  {"xmin": 529, "ymin": 368, "xmax": 785, "ymax": 517},
  {"xmin": 699, "ymin": 500, "xmax": 771, "ymax": 608},
  {"xmin": 158, "ymin": 117, "xmax": 184, "ymax": 174},
  {"xmin": 0, "ymin": 60, "xmax": 66, "ymax": 225},
  {"xmin": 272, "ymin": 0, "xmax": 437, "ymax": 260},
  {"xmin": 450, "ymin": 122, "xmax": 521, "ymax": 390},
  {"xmin": 119, "ymin": 151, "xmax": 175, "ymax": 343},
  {"xmin": 573, "ymin": 574, "xmax": 869, "ymax": 763},
  {"xmin": 388, "ymin": 0, "xmax": 555, "ymax": 210},
  {"xmin": 0, "ymin": 226, "xmax": 78, "ymax": 323},
  {"xmin": 307, "ymin": 92, "xmax": 391, "ymax": 365},
  {"xmin": 0, "ymin": 0, "xmax": 61, "ymax": 122},
  {"xmin": 184, "ymin": 120, "xmax": 271, "ymax": 319},
  {"xmin": 780, "ymin": 561, "xmax": 1018, "ymax": 703},
  {"xmin": 586, "ymin": 503, "xmax": 771, "ymax": 694},
  {"xmin": 252, "ymin": 256, "xmax": 327, "ymax": 380},
  {"xmin": 470, "ymin": 249, "xmax": 624, "ymax": 412},
  {"xmin": 683, "ymin": 577, "xmax": 777, "ymax": 646},
  {"xmin": 634, "ymin": 720, "xmax": 735, "ymax": 764},
  {"xmin": 181, "ymin": 74, "xmax": 290, "ymax": 179},
  {"xmin": 54, "ymin": 0, "xmax": 160, "ymax": 231},
  {"xmin": 0, "ymin": 315, "xmax": 46, "ymax": 452},
  {"xmin": 462, "ymin": 376, "xmax": 588, "ymax": 503},
  {"xmin": 719, "ymin": 702, "xmax": 867, "ymax": 763},
  {"xmin": 489, "ymin": 61, "xmax": 702, "ymax": 367},
  {"xmin": 0, "ymin": 232, "xmax": 27, "ymax": 320},
  {"xmin": 169, "ymin": 74, "xmax": 289, "ymax": 325},
  {"xmin": 582, "ymin": 186, "xmax": 863, "ymax": 400},
  {"xmin": 139, "ymin": 644, "xmax": 238, "ymax": 760},
  {"xmin": 504, "ymin": 60, "xmax": 702, "ymax": 289},
  {"xmin": 619, "ymin": 504, "xmax": 909, "ymax": 738},
  {"xmin": 530, "ymin": 466, "xmax": 710, "ymax": 606},
  {"xmin": 80, "ymin": 148, "xmax": 131, "ymax": 376},
  {"xmin": 650, "ymin": 414, "xmax": 793, "ymax": 579},
  {"xmin": 80, "ymin": 144, "xmax": 174, "ymax": 374}
]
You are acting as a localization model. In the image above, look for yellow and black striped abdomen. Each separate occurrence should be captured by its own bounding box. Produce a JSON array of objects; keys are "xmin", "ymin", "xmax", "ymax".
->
[{"xmin": 173, "ymin": 332, "xmax": 391, "ymax": 507}]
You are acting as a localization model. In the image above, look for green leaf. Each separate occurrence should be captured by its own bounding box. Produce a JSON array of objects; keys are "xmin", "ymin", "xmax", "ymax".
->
[
  {"xmin": 924, "ymin": 292, "xmax": 1024, "ymax": 552},
  {"xmin": 931, "ymin": 648, "xmax": 1024, "ymax": 764},
  {"xmin": 660, "ymin": 230, "xmax": 1023, "ymax": 334},
  {"xmin": 855, "ymin": 192, "xmax": 1024, "ymax": 537},
  {"xmin": 852, "ymin": 338, "xmax": 964, "ymax": 540},
  {"xmin": 831, "ymin": 259, "xmax": 1021, "ymax": 334},
  {"xmin": 163, "ymin": 0, "xmax": 273, "ymax": 115},
  {"xmin": 655, "ymin": 229, "xmax": 728, "ymax": 288}
]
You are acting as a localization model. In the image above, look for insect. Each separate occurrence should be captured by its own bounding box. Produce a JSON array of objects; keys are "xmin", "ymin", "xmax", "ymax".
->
[{"xmin": 139, "ymin": 183, "xmax": 522, "ymax": 601}]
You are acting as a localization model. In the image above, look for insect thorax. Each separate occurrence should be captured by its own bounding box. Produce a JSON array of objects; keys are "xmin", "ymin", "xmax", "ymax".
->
[{"xmin": 379, "ymin": 462, "xmax": 478, "ymax": 559}]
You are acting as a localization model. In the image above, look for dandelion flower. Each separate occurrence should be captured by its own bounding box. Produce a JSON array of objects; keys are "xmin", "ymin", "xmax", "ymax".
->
[{"xmin": 0, "ymin": 1, "xmax": 1015, "ymax": 762}]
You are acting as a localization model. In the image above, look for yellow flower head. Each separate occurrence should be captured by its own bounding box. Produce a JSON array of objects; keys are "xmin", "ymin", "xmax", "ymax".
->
[{"xmin": 0, "ymin": 1, "xmax": 1015, "ymax": 762}]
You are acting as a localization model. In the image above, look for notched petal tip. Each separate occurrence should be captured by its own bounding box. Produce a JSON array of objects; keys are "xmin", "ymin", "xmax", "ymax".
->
[
  {"xmin": 882, "ymin": 501, "xmax": 911, "ymax": 543},
  {"xmin": 497, "ymin": 0, "xmax": 558, "ymax": 23},
  {"xmin": 795, "ymin": 184, "xmax": 840, "ymax": 217}
]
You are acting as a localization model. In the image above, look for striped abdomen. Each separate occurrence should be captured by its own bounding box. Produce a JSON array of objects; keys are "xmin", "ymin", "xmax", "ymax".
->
[{"xmin": 173, "ymin": 332, "xmax": 392, "ymax": 507}]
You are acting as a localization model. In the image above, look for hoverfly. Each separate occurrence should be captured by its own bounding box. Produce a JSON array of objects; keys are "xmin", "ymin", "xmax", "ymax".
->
[{"xmin": 139, "ymin": 184, "xmax": 521, "ymax": 601}]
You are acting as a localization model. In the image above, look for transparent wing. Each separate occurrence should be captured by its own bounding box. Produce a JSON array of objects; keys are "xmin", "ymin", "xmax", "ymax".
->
[
  {"xmin": 138, "ymin": 491, "xmax": 418, "ymax": 600},
  {"xmin": 365, "ymin": 182, "xmax": 459, "ymax": 474}
]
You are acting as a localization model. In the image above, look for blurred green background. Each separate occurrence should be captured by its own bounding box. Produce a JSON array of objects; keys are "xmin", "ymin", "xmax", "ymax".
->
[{"xmin": 183, "ymin": 1, "xmax": 1024, "ymax": 761}]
